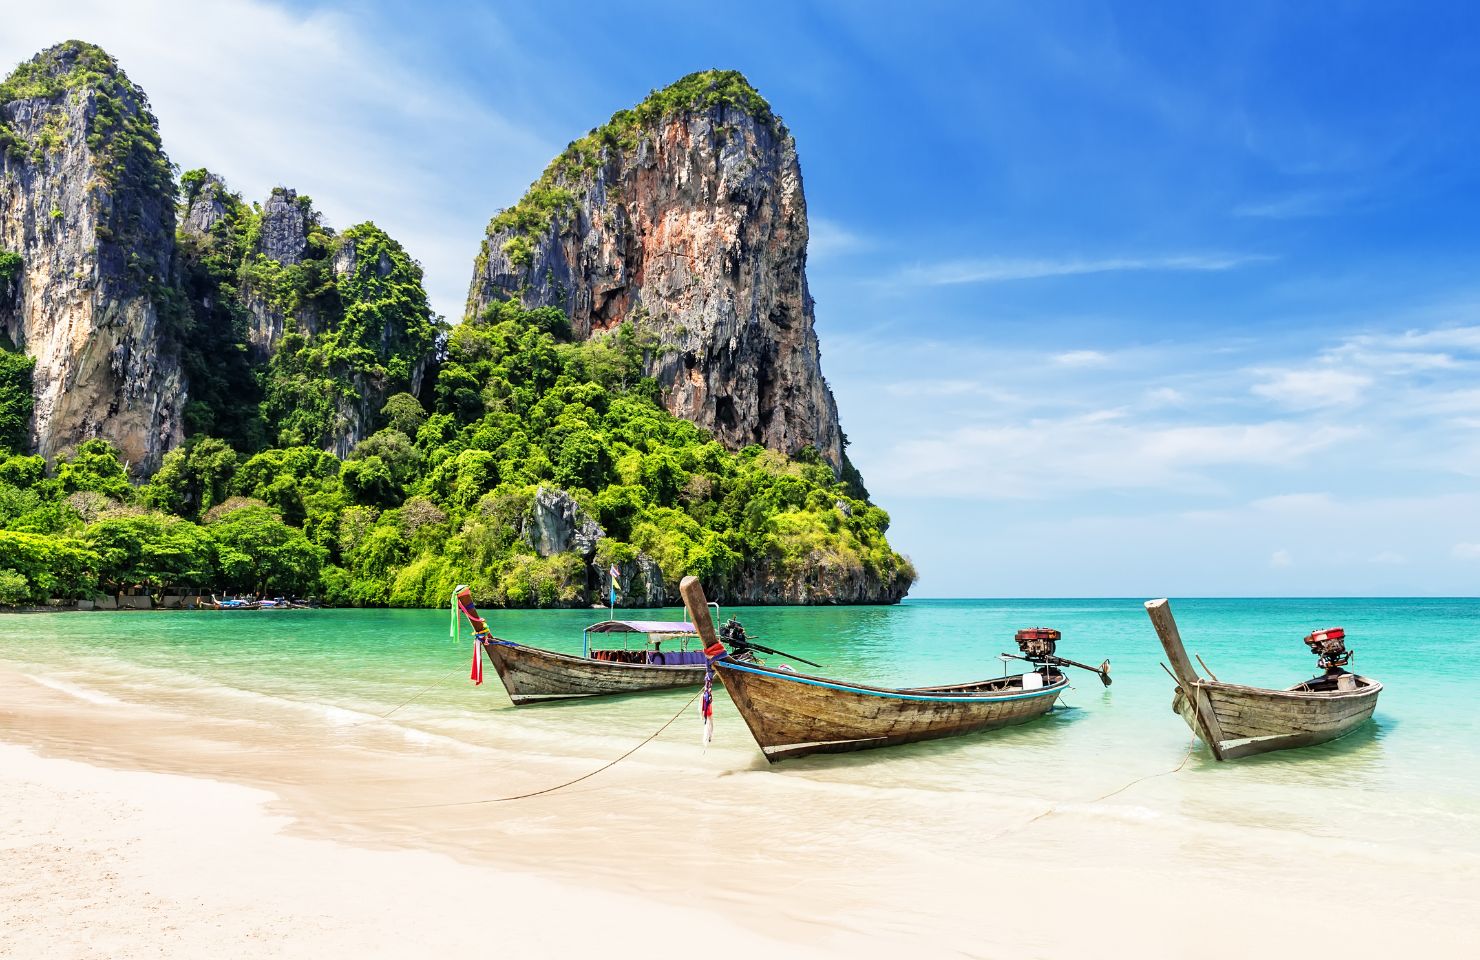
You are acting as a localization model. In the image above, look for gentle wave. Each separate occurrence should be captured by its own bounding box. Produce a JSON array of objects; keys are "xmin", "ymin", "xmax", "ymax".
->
[{"xmin": 25, "ymin": 673, "xmax": 125, "ymax": 705}]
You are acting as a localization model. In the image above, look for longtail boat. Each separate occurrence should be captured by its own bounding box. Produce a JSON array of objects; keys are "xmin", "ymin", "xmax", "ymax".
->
[
  {"xmin": 1144, "ymin": 598, "xmax": 1382, "ymax": 761},
  {"xmin": 453, "ymin": 586, "xmax": 715, "ymax": 705},
  {"xmin": 678, "ymin": 576, "xmax": 1107, "ymax": 762}
]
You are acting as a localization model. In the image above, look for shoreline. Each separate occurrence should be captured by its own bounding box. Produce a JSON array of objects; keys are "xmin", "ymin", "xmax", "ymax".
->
[{"xmin": 2, "ymin": 657, "xmax": 1475, "ymax": 958}]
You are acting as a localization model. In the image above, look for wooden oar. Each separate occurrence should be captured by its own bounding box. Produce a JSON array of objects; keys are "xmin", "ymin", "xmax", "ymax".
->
[{"xmin": 999, "ymin": 652, "xmax": 1112, "ymax": 686}]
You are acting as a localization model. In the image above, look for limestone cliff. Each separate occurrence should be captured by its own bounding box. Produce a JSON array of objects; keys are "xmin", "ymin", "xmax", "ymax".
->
[
  {"xmin": 466, "ymin": 71, "xmax": 845, "ymax": 474},
  {"xmin": 0, "ymin": 41, "xmax": 184, "ymax": 472}
]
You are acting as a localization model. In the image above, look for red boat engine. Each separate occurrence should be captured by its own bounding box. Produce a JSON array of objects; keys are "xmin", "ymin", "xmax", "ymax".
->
[
  {"xmin": 1015, "ymin": 627, "xmax": 1060, "ymax": 660},
  {"xmin": 1304, "ymin": 627, "xmax": 1352, "ymax": 671}
]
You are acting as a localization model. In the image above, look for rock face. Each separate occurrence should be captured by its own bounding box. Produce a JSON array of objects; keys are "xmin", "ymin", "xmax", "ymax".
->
[
  {"xmin": 526, "ymin": 486, "xmax": 604, "ymax": 558},
  {"xmin": 257, "ymin": 187, "xmax": 309, "ymax": 266},
  {"xmin": 466, "ymin": 71, "xmax": 845, "ymax": 473},
  {"xmin": 180, "ymin": 171, "xmax": 229, "ymax": 237},
  {"xmin": 239, "ymin": 187, "xmax": 316, "ymax": 359},
  {"xmin": 0, "ymin": 42, "xmax": 184, "ymax": 472},
  {"xmin": 610, "ymin": 553, "xmax": 666, "ymax": 608},
  {"xmin": 728, "ymin": 560, "xmax": 912, "ymax": 606}
]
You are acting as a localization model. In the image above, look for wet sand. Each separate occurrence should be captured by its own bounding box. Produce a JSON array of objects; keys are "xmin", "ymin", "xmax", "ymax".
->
[{"xmin": 1, "ymin": 663, "xmax": 1474, "ymax": 958}]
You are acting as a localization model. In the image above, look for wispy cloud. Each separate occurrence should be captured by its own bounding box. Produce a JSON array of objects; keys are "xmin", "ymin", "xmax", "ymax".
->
[
  {"xmin": 1453, "ymin": 543, "xmax": 1480, "ymax": 561},
  {"xmin": 1270, "ymin": 549, "xmax": 1293, "ymax": 568},
  {"xmin": 1052, "ymin": 349, "xmax": 1108, "ymax": 367},
  {"xmin": 1232, "ymin": 188, "xmax": 1361, "ymax": 220},
  {"xmin": 896, "ymin": 253, "xmax": 1269, "ymax": 286},
  {"xmin": 865, "ymin": 416, "xmax": 1357, "ymax": 499},
  {"xmin": 808, "ymin": 217, "xmax": 869, "ymax": 260},
  {"xmin": 1250, "ymin": 368, "xmax": 1372, "ymax": 409}
]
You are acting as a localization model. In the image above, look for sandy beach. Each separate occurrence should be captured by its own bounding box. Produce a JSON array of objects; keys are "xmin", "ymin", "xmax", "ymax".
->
[{"xmin": 3, "ymin": 656, "xmax": 1476, "ymax": 960}]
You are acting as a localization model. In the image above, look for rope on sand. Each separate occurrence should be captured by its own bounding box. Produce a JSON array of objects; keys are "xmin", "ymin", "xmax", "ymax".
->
[
  {"xmin": 379, "ymin": 691, "xmax": 702, "ymax": 810},
  {"xmin": 350, "ymin": 667, "xmax": 464, "ymax": 727}
]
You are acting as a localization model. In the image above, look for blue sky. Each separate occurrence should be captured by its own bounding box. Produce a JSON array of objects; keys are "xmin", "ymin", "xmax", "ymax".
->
[{"xmin": 9, "ymin": 1, "xmax": 1480, "ymax": 596}]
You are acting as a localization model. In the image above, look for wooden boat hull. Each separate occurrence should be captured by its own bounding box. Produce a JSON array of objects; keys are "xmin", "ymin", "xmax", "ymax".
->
[
  {"xmin": 714, "ymin": 659, "xmax": 1068, "ymax": 762},
  {"xmin": 1170, "ymin": 676, "xmax": 1381, "ymax": 760},
  {"xmin": 482, "ymin": 641, "xmax": 707, "ymax": 705}
]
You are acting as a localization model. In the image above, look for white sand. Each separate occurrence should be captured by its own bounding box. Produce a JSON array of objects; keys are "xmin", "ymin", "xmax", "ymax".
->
[
  {"xmin": 2, "ymin": 664, "xmax": 1475, "ymax": 959},
  {"xmin": 0, "ymin": 743, "xmax": 824, "ymax": 959}
]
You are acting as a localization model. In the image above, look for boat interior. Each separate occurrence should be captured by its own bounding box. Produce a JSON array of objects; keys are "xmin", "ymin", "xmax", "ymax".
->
[
  {"xmin": 588, "ymin": 648, "xmax": 708, "ymax": 666},
  {"xmin": 1287, "ymin": 671, "xmax": 1375, "ymax": 694}
]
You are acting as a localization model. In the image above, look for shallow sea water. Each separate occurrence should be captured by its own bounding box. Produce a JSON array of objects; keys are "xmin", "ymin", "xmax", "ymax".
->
[{"xmin": 4, "ymin": 597, "xmax": 1477, "ymax": 858}]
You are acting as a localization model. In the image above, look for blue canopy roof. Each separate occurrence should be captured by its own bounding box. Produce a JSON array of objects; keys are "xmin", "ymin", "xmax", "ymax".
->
[{"xmin": 586, "ymin": 620, "xmax": 698, "ymax": 634}]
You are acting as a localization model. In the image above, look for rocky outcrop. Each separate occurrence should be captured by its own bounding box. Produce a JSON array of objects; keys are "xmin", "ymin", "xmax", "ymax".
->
[
  {"xmin": 258, "ymin": 188, "xmax": 309, "ymax": 266},
  {"xmin": 724, "ymin": 560, "xmax": 913, "ymax": 606},
  {"xmin": 466, "ymin": 71, "xmax": 845, "ymax": 473},
  {"xmin": 526, "ymin": 485, "xmax": 604, "ymax": 557},
  {"xmin": 239, "ymin": 187, "xmax": 317, "ymax": 359},
  {"xmin": 180, "ymin": 171, "xmax": 230, "ymax": 237},
  {"xmin": 610, "ymin": 553, "xmax": 665, "ymax": 607},
  {"xmin": 0, "ymin": 41, "xmax": 184, "ymax": 473},
  {"xmin": 520, "ymin": 486, "xmax": 668, "ymax": 607}
]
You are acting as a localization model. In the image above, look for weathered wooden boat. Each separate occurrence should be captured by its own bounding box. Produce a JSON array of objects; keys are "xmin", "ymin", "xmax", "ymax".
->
[
  {"xmin": 1144, "ymin": 598, "xmax": 1382, "ymax": 761},
  {"xmin": 679, "ymin": 576, "xmax": 1104, "ymax": 762},
  {"xmin": 453, "ymin": 586, "xmax": 715, "ymax": 705}
]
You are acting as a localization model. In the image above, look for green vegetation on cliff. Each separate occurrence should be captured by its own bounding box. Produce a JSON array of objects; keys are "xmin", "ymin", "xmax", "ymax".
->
[
  {"xmin": 262, "ymin": 221, "xmax": 440, "ymax": 449},
  {"xmin": 0, "ymin": 294, "xmax": 912, "ymax": 607},
  {"xmin": 0, "ymin": 59, "xmax": 914, "ymax": 609},
  {"xmin": 175, "ymin": 174, "xmax": 440, "ymax": 451},
  {"xmin": 0, "ymin": 343, "xmax": 34, "ymax": 453}
]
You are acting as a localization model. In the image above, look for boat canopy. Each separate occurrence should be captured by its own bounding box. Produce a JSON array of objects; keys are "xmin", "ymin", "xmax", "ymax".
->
[{"xmin": 585, "ymin": 620, "xmax": 698, "ymax": 635}]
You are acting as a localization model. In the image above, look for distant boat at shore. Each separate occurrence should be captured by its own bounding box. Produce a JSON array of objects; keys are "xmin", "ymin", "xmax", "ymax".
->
[{"xmin": 1144, "ymin": 598, "xmax": 1382, "ymax": 760}]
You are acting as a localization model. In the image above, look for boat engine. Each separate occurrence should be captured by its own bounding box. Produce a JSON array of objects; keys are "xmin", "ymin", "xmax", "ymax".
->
[
  {"xmin": 720, "ymin": 618, "xmax": 752, "ymax": 652},
  {"xmin": 1304, "ymin": 627, "xmax": 1352, "ymax": 671},
  {"xmin": 1015, "ymin": 627, "xmax": 1061, "ymax": 661}
]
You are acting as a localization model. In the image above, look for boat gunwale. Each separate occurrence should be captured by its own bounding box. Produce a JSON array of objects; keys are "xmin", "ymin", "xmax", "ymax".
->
[
  {"xmin": 715, "ymin": 658, "xmax": 1069, "ymax": 703},
  {"xmin": 1197, "ymin": 675, "xmax": 1384, "ymax": 701}
]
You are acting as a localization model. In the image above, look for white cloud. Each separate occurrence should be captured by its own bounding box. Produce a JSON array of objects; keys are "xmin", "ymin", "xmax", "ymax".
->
[
  {"xmin": 1250, "ymin": 368, "xmax": 1372, "ymax": 409},
  {"xmin": 865, "ymin": 416, "xmax": 1356, "ymax": 499},
  {"xmin": 1368, "ymin": 551, "xmax": 1407, "ymax": 565},
  {"xmin": 1453, "ymin": 543, "xmax": 1480, "ymax": 560},
  {"xmin": 1052, "ymin": 349, "xmax": 1108, "ymax": 367},
  {"xmin": 808, "ymin": 217, "xmax": 868, "ymax": 260},
  {"xmin": 1, "ymin": 0, "xmax": 554, "ymax": 320},
  {"xmin": 896, "ymin": 253, "xmax": 1268, "ymax": 286},
  {"xmin": 1270, "ymin": 549, "xmax": 1293, "ymax": 568},
  {"xmin": 1318, "ymin": 324, "xmax": 1480, "ymax": 374}
]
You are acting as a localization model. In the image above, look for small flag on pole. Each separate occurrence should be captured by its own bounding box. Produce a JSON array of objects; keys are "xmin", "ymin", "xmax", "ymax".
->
[{"xmin": 609, "ymin": 563, "xmax": 621, "ymax": 607}]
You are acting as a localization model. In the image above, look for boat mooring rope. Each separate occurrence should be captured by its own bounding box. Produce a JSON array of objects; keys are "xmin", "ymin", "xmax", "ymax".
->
[
  {"xmin": 350, "ymin": 667, "xmax": 464, "ymax": 727},
  {"xmin": 985, "ymin": 734, "xmax": 1199, "ymax": 841},
  {"xmin": 380, "ymin": 690, "xmax": 703, "ymax": 810}
]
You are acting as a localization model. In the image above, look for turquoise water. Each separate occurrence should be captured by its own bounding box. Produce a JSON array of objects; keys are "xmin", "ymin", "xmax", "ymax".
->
[{"xmin": 4, "ymin": 597, "xmax": 1478, "ymax": 852}]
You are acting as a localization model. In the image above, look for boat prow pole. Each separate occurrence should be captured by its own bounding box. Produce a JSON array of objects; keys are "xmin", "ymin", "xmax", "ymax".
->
[
  {"xmin": 679, "ymin": 576, "xmax": 725, "ymax": 655},
  {"xmin": 1144, "ymin": 598, "xmax": 1227, "ymax": 761}
]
